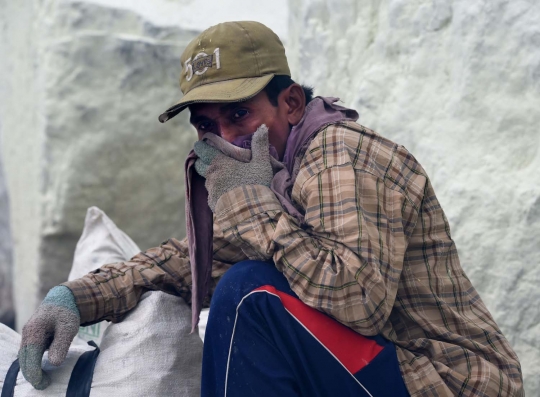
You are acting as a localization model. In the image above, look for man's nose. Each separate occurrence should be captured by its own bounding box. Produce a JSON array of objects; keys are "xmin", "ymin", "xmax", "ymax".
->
[{"xmin": 215, "ymin": 121, "xmax": 235, "ymax": 143}]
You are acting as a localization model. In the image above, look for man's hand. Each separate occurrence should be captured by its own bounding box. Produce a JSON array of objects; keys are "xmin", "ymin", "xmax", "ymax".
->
[
  {"xmin": 194, "ymin": 124, "xmax": 274, "ymax": 211},
  {"xmin": 18, "ymin": 286, "xmax": 80, "ymax": 390}
]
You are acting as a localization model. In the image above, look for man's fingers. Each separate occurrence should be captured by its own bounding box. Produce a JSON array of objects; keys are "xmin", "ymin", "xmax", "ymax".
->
[
  {"xmin": 194, "ymin": 140, "xmax": 221, "ymax": 165},
  {"xmin": 48, "ymin": 320, "xmax": 79, "ymax": 366},
  {"xmin": 195, "ymin": 151, "xmax": 229, "ymax": 178},
  {"xmin": 19, "ymin": 344, "xmax": 51, "ymax": 390},
  {"xmin": 19, "ymin": 313, "xmax": 52, "ymax": 389},
  {"xmin": 251, "ymin": 124, "xmax": 270, "ymax": 162},
  {"xmin": 203, "ymin": 132, "xmax": 252, "ymax": 161},
  {"xmin": 194, "ymin": 158, "xmax": 209, "ymax": 178}
]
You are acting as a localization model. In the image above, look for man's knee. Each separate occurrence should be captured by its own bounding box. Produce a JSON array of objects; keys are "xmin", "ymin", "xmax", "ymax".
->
[{"xmin": 211, "ymin": 260, "xmax": 291, "ymax": 311}]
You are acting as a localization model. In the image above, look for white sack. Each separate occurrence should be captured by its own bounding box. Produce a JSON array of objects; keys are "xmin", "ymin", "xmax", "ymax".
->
[
  {"xmin": 0, "ymin": 323, "xmax": 92, "ymax": 397},
  {"xmin": 0, "ymin": 323, "xmax": 20, "ymax": 392},
  {"xmin": 198, "ymin": 308, "xmax": 210, "ymax": 342},
  {"xmin": 71, "ymin": 206, "xmax": 208, "ymax": 344},
  {"xmin": 70, "ymin": 206, "xmax": 203, "ymax": 396},
  {"xmin": 14, "ymin": 347, "xmax": 92, "ymax": 397},
  {"xmin": 68, "ymin": 206, "xmax": 140, "ymax": 281},
  {"xmin": 0, "ymin": 292, "xmax": 203, "ymax": 397},
  {"xmin": 91, "ymin": 291, "xmax": 203, "ymax": 397},
  {"xmin": 0, "ymin": 206, "xmax": 203, "ymax": 396},
  {"xmin": 69, "ymin": 206, "xmax": 141, "ymax": 346}
]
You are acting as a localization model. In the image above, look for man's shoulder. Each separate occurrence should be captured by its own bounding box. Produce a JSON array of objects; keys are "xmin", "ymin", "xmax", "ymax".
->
[
  {"xmin": 308, "ymin": 122, "xmax": 420, "ymax": 172},
  {"xmin": 301, "ymin": 121, "xmax": 428, "ymax": 199},
  {"xmin": 324, "ymin": 120, "xmax": 403, "ymax": 151}
]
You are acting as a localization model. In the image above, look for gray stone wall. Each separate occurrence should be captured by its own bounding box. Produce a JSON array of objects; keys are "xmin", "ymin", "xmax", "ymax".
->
[
  {"xmin": 0, "ymin": 0, "xmax": 199, "ymax": 329},
  {"xmin": 288, "ymin": 0, "xmax": 540, "ymax": 393},
  {"xmin": 0, "ymin": 1, "xmax": 289, "ymax": 331},
  {"xmin": 0, "ymin": 129, "xmax": 14, "ymax": 329},
  {"xmin": 0, "ymin": 0, "xmax": 42, "ymax": 330}
]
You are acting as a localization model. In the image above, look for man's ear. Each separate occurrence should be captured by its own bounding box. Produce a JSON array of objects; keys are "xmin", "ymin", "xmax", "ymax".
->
[{"xmin": 280, "ymin": 83, "xmax": 306, "ymax": 126}]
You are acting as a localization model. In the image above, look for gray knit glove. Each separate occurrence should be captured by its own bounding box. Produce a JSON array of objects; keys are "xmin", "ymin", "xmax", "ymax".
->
[
  {"xmin": 18, "ymin": 286, "xmax": 80, "ymax": 390},
  {"xmin": 194, "ymin": 124, "xmax": 274, "ymax": 211}
]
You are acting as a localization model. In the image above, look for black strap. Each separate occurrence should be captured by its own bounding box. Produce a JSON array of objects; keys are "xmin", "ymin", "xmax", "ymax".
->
[
  {"xmin": 66, "ymin": 340, "xmax": 100, "ymax": 397},
  {"xmin": 1, "ymin": 358, "xmax": 19, "ymax": 397},
  {"xmin": 1, "ymin": 341, "xmax": 99, "ymax": 397}
]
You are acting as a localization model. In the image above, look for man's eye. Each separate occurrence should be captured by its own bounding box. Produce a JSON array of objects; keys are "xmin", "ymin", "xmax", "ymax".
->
[
  {"xmin": 198, "ymin": 122, "xmax": 212, "ymax": 131},
  {"xmin": 233, "ymin": 109, "xmax": 248, "ymax": 119}
]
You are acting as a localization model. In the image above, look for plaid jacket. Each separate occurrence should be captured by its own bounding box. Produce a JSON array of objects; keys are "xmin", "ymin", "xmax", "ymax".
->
[{"xmin": 64, "ymin": 122, "xmax": 523, "ymax": 396}]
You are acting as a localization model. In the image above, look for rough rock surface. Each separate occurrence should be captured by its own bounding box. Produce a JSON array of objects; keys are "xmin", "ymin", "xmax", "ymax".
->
[
  {"xmin": 83, "ymin": 0, "xmax": 289, "ymax": 39},
  {"xmin": 0, "ymin": 0, "xmax": 199, "ymax": 329},
  {"xmin": 0, "ymin": 0, "xmax": 289, "ymax": 332},
  {"xmin": 0, "ymin": 136, "xmax": 14, "ymax": 329},
  {"xmin": 289, "ymin": 0, "xmax": 540, "ymax": 393}
]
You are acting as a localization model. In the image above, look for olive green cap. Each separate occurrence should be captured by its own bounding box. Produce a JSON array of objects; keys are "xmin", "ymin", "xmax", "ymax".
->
[{"xmin": 158, "ymin": 21, "xmax": 291, "ymax": 123}]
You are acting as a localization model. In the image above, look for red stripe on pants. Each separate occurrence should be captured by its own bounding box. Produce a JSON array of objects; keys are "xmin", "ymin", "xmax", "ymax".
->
[{"xmin": 253, "ymin": 285, "xmax": 383, "ymax": 374}]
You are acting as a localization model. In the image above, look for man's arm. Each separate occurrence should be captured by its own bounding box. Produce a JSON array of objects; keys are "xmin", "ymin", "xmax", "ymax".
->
[
  {"xmin": 213, "ymin": 124, "xmax": 422, "ymax": 336},
  {"xmin": 63, "ymin": 225, "xmax": 240, "ymax": 326},
  {"xmin": 19, "ymin": 225, "xmax": 240, "ymax": 389}
]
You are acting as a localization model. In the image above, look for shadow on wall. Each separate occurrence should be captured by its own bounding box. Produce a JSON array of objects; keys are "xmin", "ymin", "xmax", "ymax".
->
[{"xmin": 0, "ymin": 130, "xmax": 15, "ymax": 330}]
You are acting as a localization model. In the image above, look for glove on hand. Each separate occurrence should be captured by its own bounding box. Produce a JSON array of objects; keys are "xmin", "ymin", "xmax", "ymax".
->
[
  {"xmin": 194, "ymin": 124, "xmax": 274, "ymax": 211},
  {"xmin": 19, "ymin": 286, "xmax": 80, "ymax": 390}
]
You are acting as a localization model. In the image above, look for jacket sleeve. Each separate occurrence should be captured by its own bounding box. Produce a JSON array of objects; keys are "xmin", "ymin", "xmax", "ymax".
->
[
  {"xmin": 213, "ymin": 126, "xmax": 422, "ymax": 336},
  {"xmin": 63, "ymin": 222, "xmax": 243, "ymax": 326}
]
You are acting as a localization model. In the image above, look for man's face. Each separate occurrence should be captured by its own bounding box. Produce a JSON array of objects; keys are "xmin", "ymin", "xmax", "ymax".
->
[{"xmin": 189, "ymin": 91, "xmax": 292, "ymax": 160}]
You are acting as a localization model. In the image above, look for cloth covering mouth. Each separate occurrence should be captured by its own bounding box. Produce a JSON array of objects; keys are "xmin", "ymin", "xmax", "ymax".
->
[{"xmin": 185, "ymin": 97, "xmax": 359, "ymax": 332}]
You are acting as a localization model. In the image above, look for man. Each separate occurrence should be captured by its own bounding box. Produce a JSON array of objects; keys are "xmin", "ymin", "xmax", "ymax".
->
[{"xmin": 19, "ymin": 21, "xmax": 523, "ymax": 396}]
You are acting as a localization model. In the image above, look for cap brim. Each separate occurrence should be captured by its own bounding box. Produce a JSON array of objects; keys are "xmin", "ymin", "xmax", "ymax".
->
[{"xmin": 158, "ymin": 74, "xmax": 274, "ymax": 123}]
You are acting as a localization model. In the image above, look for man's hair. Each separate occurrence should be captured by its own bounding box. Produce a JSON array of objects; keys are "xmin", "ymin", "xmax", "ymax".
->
[{"xmin": 264, "ymin": 75, "xmax": 314, "ymax": 106}]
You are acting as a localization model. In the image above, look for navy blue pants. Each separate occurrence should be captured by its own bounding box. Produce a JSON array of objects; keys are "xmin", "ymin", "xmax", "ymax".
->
[{"xmin": 201, "ymin": 260, "xmax": 410, "ymax": 397}]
